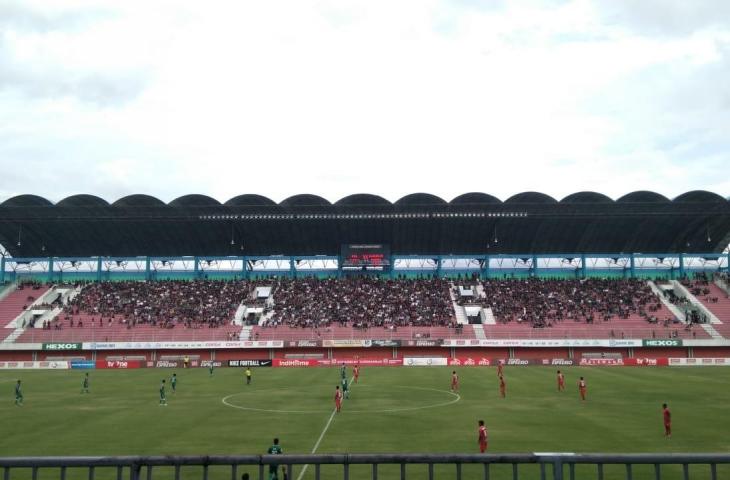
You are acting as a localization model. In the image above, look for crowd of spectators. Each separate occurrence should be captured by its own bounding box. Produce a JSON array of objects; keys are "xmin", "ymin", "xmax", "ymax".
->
[
  {"xmin": 263, "ymin": 277, "xmax": 455, "ymax": 330},
  {"xmin": 681, "ymin": 272, "xmax": 725, "ymax": 304},
  {"xmin": 63, "ymin": 280, "xmax": 254, "ymax": 330},
  {"xmin": 459, "ymin": 278, "xmax": 667, "ymax": 328}
]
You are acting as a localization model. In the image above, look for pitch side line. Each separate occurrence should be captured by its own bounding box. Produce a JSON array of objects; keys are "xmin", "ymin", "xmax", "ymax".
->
[{"xmin": 295, "ymin": 376, "xmax": 354, "ymax": 480}]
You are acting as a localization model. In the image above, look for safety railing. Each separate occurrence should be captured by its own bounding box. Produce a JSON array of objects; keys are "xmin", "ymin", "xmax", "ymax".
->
[{"xmin": 1, "ymin": 454, "xmax": 730, "ymax": 480}]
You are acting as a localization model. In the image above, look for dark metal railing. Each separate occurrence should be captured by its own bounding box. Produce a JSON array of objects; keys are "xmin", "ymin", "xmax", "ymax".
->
[{"xmin": 1, "ymin": 453, "xmax": 729, "ymax": 480}]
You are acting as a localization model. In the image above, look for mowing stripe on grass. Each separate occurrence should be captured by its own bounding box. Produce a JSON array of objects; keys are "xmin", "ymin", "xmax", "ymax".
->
[{"xmin": 296, "ymin": 376, "xmax": 354, "ymax": 480}]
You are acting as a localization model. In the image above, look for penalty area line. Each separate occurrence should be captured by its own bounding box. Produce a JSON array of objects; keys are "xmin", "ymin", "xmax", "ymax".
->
[{"xmin": 296, "ymin": 376, "xmax": 354, "ymax": 480}]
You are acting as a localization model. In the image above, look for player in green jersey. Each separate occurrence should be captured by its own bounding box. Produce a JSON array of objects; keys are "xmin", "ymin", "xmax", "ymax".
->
[
  {"xmin": 15, "ymin": 379, "xmax": 23, "ymax": 406},
  {"xmin": 341, "ymin": 377, "xmax": 349, "ymax": 399},
  {"xmin": 171, "ymin": 373, "xmax": 177, "ymax": 394},
  {"xmin": 266, "ymin": 438, "xmax": 283, "ymax": 480},
  {"xmin": 159, "ymin": 379, "xmax": 167, "ymax": 406},
  {"xmin": 209, "ymin": 363, "xmax": 214, "ymax": 377},
  {"xmin": 81, "ymin": 373, "xmax": 90, "ymax": 394},
  {"xmin": 340, "ymin": 363, "xmax": 346, "ymax": 380}
]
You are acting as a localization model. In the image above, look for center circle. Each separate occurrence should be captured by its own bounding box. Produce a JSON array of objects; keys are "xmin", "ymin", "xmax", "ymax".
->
[{"xmin": 222, "ymin": 385, "xmax": 460, "ymax": 414}]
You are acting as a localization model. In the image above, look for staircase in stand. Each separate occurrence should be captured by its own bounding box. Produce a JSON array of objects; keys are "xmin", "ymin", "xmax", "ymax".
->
[
  {"xmin": 472, "ymin": 324, "xmax": 487, "ymax": 339},
  {"xmin": 482, "ymin": 307, "xmax": 496, "ymax": 325},
  {"xmin": 239, "ymin": 325, "xmax": 253, "ymax": 340},
  {"xmin": 647, "ymin": 281, "xmax": 685, "ymax": 322},
  {"xmin": 453, "ymin": 303, "xmax": 468, "ymax": 325},
  {"xmin": 700, "ymin": 323, "xmax": 724, "ymax": 340}
]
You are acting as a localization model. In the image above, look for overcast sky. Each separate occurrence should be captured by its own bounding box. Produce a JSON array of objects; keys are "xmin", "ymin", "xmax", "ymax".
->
[{"xmin": 1, "ymin": 0, "xmax": 729, "ymax": 205}]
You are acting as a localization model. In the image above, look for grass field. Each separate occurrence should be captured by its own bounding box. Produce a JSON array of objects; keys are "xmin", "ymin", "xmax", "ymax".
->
[{"xmin": 1, "ymin": 366, "xmax": 729, "ymax": 480}]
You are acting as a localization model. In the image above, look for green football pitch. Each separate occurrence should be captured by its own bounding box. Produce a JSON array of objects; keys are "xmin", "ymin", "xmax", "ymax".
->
[{"xmin": 1, "ymin": 366, "xmax": 729, "ymax": 480}]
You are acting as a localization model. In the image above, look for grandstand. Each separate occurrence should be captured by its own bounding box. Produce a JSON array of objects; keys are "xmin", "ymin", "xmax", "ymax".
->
[
  {"xmin": 1, "ymin": 190, "xmax": 730, "ymax": 346},
  {"xmin": 1, "ymin": 275, "xmax": 727, "ymax": 344}
]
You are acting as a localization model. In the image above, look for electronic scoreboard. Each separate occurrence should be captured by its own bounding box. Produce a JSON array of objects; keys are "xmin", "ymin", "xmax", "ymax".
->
[{"xmin": 341, "ymin": 244, "xmax": 390, "ymax": 270}]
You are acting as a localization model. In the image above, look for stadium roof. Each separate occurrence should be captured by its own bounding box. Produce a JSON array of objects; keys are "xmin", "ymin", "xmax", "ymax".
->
[{"xmin": 1, "ymin": 191, "xmax": 729, "ymax": 257}]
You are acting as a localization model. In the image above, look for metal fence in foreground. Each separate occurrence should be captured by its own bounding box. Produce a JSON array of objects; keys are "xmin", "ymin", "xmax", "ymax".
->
[{"xmin": 1, "ymin": 453, "xmax": 730, "ymax": 480}]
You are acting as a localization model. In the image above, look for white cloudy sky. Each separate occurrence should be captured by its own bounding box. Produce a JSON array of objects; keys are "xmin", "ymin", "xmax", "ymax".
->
[{"xmin": 1, "ymin": 0, "xmax": 729, "ymax": 204}]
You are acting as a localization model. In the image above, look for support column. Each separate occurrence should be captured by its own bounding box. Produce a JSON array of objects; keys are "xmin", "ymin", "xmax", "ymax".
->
[
  {"xmin": 48, "ymin": 257, "xmax": 54, "ymax": 282},
  {"xmin": 96, "ymin": 257, "xmax": 102, "ymax": 282},
  {"xmin": 242, "ymin": 256, "xmax": 249, "ymax": 280},
  {"xmin": 482, "ymin": 255, "xmax": 490, "ymax": 279},
  {"xmin": 145, "ymin": 257, "xmax": 151, "ymax": 281},
  {"xmin": 630, "ymin": 254, "xmax": 636, "ymax": 278},
  {"xmin": 679, "ymin": 253, "xmax": 685, "ymax": 278},
  {"xmin": 580, "ymin": 254, "xmax": 587, "ymax": 279},
  {"xmin": 193, "ymin": 256, "xmax": 200, "ymax": 279},
  {"xmin": 289, "ymin": 258, "xmax": 296, "ymax": 278},
  {"xmin": 436, "ymin": 258, "xmax": 442, "ymax": 278},
  {"xmin": 0, "ymin": 255, "xmax": 5, "ymax": 284},
  {"xmin": 531, "ymin": 255, "xmax": 538, "ymax": 277}
]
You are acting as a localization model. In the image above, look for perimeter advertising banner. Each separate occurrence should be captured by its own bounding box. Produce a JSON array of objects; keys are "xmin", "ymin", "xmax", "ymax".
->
[
  {"xmin": 322, "ymin": 339, "xmax": 369, "ymax": 348},
  {"xmin": 669, "ymin": 358, "xmax": 730, "ymax": 366},
  {"xmin": 95, "ymin": 360, "xmax": 145, "ymax": 369},
  {"xmin": 42, "ymin": 343, "xmax": 82, "ymax": 351},
  {"xmin": 71, "ymin": 360, "xmax": 96, "ymax": 369},
  {"xmin": 642, "ymin": 339, "xmax": 683, "ymax": 347},
  {"xmin": 442, "ymin": 339, "xmax": 642, "ymax": 348},
  {"xmin": 403, "ymin": 357, "xmax": 448, "ymax": 366},
  {"xmin": 83, "ymin": 340, "xmax": 283, "ymax": 350},
  {"xmin": 228, "ymin": 359, "xmax": 272, "ymax": 367},
  {"xmin": 273, "ymin": 358, "xmax": 403, "ymax": 367},
  {"xmin": 578, "ymin": 358, "xmax": 625, "ymax": 366},
  {"xmin": 404, "ymin": 339, "xmax": 443, "ymax": 347},
  {"xmin": 448, "ymin": 357, "xmax": 493, "ymax": 366},
  {"xmin": 286, "ymin": 340, "xmax": 321, "ymax": 348},
  {"xmin": 0, "ymin": 361, "xmax": 69, "ymax": 369}
]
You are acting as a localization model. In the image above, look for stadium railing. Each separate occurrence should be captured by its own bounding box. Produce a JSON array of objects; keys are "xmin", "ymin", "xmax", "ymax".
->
[{"xmin": 1, "ymin": 453, "xmax": 729, "ymax": 480}]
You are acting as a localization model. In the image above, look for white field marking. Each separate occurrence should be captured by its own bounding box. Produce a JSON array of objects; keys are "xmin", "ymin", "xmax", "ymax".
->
[
  {"xmin": 221, "ymin": 385, "xmax": 460, "ymax": 414},
  {"xmin": 295, "ymin": 376, "xmax": 354, "ymax": 480}
]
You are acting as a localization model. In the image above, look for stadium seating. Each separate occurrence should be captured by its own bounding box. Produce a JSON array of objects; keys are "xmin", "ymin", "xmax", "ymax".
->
[
  {"xmin": 7, "ymin": 277, "xmax": 713, "ymax": 343},
  {"xmin": 0, "ymin": 283, "xmax": 50, "ymax": 329},
  {"xmin": 686, "ymin": 280, "xmax": 730, "ymax": 338}
]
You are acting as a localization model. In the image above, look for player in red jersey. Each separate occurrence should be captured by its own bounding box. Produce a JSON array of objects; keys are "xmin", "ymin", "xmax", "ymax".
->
[
  {"xmin": 478, "ymin": 420, "xmax": 488, "ymax": 453},
  {"xmin": 497, "ymin": 361, "xmax": 503, "ymax": 377},
  {"xmin": 663, "ymin": 403, "xmax": 671, "ymax": 438},
  {"xmin": 451, "ymin": 371, "xmax": 459, "ymax": 393},
  {"xmin": 353, "ymin": 365, "xmax": 360, "ymax": 383},
  {"xmin": 334, "ymin": 386, "xmax": 343, "ymax": 412},
  {"xmin": 557, "ymin": 370, "xmax": 565, "ymax": 391},
  {"xmin": 578, "ymin": 376, "xmax": 587, "ymax": 401},
  {"xmin": 499, "ymin": 375, "xmax": 506, "ymax": 398}
]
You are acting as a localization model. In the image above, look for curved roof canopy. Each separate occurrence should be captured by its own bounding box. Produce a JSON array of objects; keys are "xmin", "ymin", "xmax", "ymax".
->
[
  {"xmin": 450, "ymin": 193, "xmax": 502, "ymax": 205},
  {"xmin": 169, "ymin": 194, "xmax": 221, "ymax": 207},
  {"xmin": 1, "ymin": 191, "xmax": 728, "ymax": 257},
  {"xmin": 224, "ymin": 194, "xmax": 277, "ymax": 206}
]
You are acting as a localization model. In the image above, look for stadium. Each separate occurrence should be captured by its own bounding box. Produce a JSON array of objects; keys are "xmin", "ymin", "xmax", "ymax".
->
[{"xmin": 1, "ymin": 190, "xmax": 730, "ymax": 480}]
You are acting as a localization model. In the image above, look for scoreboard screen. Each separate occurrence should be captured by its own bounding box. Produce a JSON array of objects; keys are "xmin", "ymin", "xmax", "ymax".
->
[{"xmin": 341, "ymin": 244, "xmax": 390, "ymax": 270}]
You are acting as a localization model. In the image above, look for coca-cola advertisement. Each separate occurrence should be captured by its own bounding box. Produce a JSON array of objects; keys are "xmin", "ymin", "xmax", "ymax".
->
[{"xmin": 448, "ymin": 357, "xmax": 492, "ymax": 367}]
